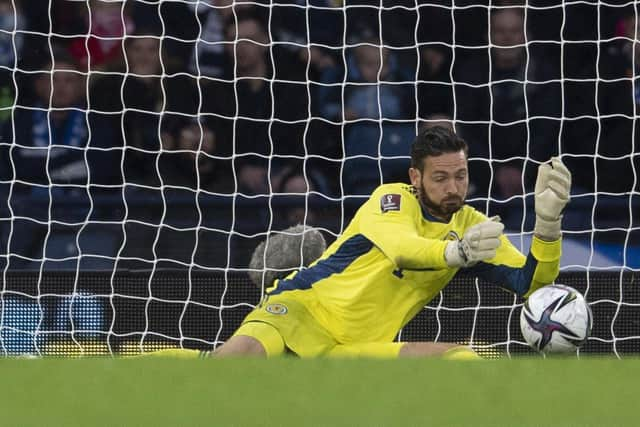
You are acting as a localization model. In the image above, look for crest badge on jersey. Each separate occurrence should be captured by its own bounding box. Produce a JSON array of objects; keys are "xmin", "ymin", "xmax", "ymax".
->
[
  {"xmin": 445, "ymin": 230, "xmax": 461, "ymax": 241},
  {"xmin": 265, "ymin": 303, "xmax": 288, "ymax": 315},
  {"xmin": 380, "ymin": 194, "xmax": 401, "ymax": 213}
]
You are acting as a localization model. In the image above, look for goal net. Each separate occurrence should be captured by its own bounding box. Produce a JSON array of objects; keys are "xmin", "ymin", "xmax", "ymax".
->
[{"xmin": 0, "ymin": 0, "xmax": 638, "ymax": 358}]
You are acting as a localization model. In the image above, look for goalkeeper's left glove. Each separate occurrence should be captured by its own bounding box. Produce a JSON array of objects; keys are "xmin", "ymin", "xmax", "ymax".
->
[{"xmin": 534, "ymin": 157, "xmax": 571, "ymax": 241}]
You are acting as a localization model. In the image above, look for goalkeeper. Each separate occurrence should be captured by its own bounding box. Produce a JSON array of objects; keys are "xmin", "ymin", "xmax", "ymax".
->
[{"xmin": 215, "ymin": 126, "xmax": 571, "ymax": 359}]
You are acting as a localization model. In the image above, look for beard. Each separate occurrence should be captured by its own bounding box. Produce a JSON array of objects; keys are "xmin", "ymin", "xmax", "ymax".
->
[{"xmin": 417, "ymin": 184, "xmax": 464, "ymax": 220}]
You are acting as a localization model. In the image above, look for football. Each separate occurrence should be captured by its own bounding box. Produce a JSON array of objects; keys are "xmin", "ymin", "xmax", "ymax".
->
[{"xmin": 520, "ymin": 284, "xmax": 592, "ymax": 354}]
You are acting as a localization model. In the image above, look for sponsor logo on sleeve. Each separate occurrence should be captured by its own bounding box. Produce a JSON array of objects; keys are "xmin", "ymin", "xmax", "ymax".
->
[{"xmin": 380, "ymin": 194, "xmax": 401, "ymax": 213}]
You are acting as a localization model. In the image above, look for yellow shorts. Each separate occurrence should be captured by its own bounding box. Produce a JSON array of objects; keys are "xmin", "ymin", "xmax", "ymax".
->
[{"xmin": 234, "ymin": 294, "xmax": 403, "ymax": 359}]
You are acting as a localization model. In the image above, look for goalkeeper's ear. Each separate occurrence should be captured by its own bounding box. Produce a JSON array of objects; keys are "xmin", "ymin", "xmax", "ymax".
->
[{"xmin": 247, "ymin": 224, "xmax": 327, "ymax": 288}]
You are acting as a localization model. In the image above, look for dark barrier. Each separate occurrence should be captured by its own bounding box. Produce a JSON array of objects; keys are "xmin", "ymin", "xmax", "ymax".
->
[{"xmin": 0, "ymin": 270, "xmax": 637, "ymax": 357}]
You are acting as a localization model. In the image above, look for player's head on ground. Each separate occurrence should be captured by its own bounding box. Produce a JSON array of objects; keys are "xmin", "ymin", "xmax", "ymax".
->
[
  {"xmin": 409, "ymin": 126, "xmax": 469, "ymax": 222},
  {"xmin": 247, "ymin": 224, "xmax": 327, "ymax": 288}
]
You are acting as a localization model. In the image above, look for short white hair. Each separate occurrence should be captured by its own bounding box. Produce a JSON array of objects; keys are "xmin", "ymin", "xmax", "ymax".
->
[{"xmin": 248, "ymin": 224, "xmax": 327, "ymax": 288}]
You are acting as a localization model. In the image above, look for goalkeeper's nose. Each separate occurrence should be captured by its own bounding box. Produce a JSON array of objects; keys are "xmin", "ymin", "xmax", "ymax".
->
[{"xmin": 443, "ymin": 179, "xmax": 458, "ymax": 195}]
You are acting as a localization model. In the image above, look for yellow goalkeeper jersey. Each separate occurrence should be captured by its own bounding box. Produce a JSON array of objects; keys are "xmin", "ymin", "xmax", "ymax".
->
[{"xmin": 266, "ymin": 183, "xmax": 562, "ymax": 345}]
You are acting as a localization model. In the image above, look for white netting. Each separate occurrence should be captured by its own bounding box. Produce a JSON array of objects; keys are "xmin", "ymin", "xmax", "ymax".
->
[{"xmin": 0, "ymin": 0, "xmax": 638, "ymax": 357}]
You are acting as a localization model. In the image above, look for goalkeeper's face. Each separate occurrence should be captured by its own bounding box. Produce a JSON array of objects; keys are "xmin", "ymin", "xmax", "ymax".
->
[{"xmin": 409, "ymin": 150, "xmax": 468, "ymax": 221}]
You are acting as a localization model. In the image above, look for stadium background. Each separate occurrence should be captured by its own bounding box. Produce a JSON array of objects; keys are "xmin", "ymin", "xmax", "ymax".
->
[{"xmin": 0, "ymin": 0, "xmax": 638, "ymax": 358}]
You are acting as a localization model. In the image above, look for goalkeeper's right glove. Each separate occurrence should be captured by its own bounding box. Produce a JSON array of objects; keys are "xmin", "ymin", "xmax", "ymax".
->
[
  {"xmin": 534, "ymin": 157, "xmax": 571, "ymax": 241},
  {"xmin": 444, "ymin": 219, "xmax": 504, "ymax": 268}
]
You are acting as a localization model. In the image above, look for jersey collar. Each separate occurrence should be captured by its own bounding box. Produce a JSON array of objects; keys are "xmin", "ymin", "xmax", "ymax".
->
[{"xmin": 419, "ymin": 202, "xmax": 462, "ymax": 224}]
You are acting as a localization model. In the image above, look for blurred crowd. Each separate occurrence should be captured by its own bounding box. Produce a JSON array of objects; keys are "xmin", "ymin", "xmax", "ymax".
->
[{"xmin": 0, "ymin": 0, "xmax": 638, "ymax": 268}]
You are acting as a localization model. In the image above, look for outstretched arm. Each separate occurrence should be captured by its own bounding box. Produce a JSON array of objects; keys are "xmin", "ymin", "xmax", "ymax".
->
[
  {"xmin": 533, "ymin": 157, "xmax": 571, "ymax": 242},
  {"xmin": 465, "ymin": 157, "xmax": 571, "ymax": 297},
  {"xmin": 464, "ymin": 234, "xmax": 562, "ymax": 297},
  {"xmin": 360, "ymin": 186, "xmax": 503, "ymax": 270}
]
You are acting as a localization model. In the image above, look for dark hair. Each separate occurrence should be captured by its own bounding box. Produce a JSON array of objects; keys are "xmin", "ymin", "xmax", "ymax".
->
[{"xmin": 410, "ymin": 126, "xmax": 468, "ymax": 171}]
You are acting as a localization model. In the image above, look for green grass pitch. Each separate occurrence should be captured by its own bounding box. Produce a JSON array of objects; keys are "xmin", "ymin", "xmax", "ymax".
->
[{"xmin": 0, "ymin": 357, "xmax": 636, "ymax": 426}]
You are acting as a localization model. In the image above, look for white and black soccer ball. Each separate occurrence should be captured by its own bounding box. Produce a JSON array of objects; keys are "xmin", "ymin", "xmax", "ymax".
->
[{"xmin": 520, "ymin": 284, "xmax": 592, "ymax": 354}]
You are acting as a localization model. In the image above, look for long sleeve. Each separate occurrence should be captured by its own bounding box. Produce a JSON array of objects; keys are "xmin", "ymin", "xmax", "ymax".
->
[
  {"xmin": 358, "ymin": 186, "xmax": 449, "ymax": 270},
  {"xmin": 464, "ymin": 234, "xmax": 561, "ymax": 297}
]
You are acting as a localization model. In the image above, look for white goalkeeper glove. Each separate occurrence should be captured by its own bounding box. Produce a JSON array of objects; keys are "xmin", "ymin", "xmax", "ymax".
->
[
  {"xmin": 534, "ymin": 157, "xmax": 571, "ymax": 241},
  {"xmin": 444, "ymin": 218, "xmax": 504, "ymax": 268}
]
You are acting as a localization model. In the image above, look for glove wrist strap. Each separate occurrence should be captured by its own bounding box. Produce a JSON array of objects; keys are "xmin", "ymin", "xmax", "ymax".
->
[
  {"xmin": 444, "ymin": 241, "xmax": 464, "ymax": 267},
  {"xmin": 534, "ymin": 215, "xmax": 562, "ymax": 241}
]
